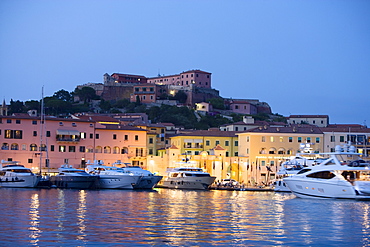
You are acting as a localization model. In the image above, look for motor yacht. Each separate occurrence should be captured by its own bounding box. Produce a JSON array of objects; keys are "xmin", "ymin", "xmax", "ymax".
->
[
  {"xmin": 162, "ymin": 167, "xmax": 216, "ymax": 190},
  {"xmin": 86, "ymin": 162, "xmax": 141, "ymax": 189},
  {"xmin": 0, "ymin": 160, "xmax": 41, "ymax": 188},
  {"xmin": 113, "ymin": 161, "xmax": 162, "ymax": 189},
  {"xmin": 284, "ymin": 145, "xmax": 370, "ymax": 200},
  {"xmin": 50, "ymin": 165, "xmax": 98, "ymax": 189},
  {"xmin": 274, "ymin": 155, "xmax": 321, "ymax": 192}
]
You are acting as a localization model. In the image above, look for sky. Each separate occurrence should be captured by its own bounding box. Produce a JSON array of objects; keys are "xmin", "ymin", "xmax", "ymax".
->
[{"xmin": 1, "ymin": 0, "xmax": 369, "ymax": 125}]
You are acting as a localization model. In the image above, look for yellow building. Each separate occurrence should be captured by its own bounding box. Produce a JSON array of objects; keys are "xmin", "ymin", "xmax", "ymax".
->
[{"xmin": 238, "ymin": 125, "xmax": 324, "ymax": 186}]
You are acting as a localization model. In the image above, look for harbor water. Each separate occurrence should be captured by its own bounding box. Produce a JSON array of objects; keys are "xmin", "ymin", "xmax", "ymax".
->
[{"xmin": 0, "ymin": 188, "xmax": 369, "ymax": 246}]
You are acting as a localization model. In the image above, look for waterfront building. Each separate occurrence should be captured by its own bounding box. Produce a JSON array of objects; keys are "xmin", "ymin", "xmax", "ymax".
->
[
  {"xmin": 237, "ymin": 125, "xmax": 324, "ymax": 185},
  {"xmin": 321, "ymin": 124, "xmax": 370, "ymax": 156},
  {"xmin": 287, "ymin": 115, "xmax": 329, "ymax": 127},
  {"xmin": 0, "ymin": 114, "xmax": 147, "ymax": 173}
]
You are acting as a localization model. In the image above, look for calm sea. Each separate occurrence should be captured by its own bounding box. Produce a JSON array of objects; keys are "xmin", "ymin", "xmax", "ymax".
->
[{"xmin": 0, "ymin": 188, "xmax": 369, "ymax": 246}]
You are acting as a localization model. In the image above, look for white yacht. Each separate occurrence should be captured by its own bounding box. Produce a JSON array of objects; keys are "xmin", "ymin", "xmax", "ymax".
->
[
  {"xmin": 284, "ymin": 145, "xmax": 370, "ymax": 200},
  {"xmin": 113, "ymin": 161, "xmax": 163, "ymax": 189},
  {"xmin": 50, "ymin": 165, "xmax": 98, "ymax": 189},
  {"xmin": 274, "ymin": 155, "xmax": 321, "ymax": 192},
  {"xmin": 162, "ymin": 167, "xmax": 216, "ymax": 190},
  {"xmin": 0, "ymin": 160, "xmax": 41, "ymax": 188},
  {"xmin": 86, "ymin": 162, "xmax": 141, "ymax": 189}
]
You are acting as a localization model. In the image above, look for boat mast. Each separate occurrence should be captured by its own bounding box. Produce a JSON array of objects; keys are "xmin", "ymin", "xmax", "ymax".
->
[{"xmin": 39, "ymin": 86, "xmax": 45, "ymax": 175}]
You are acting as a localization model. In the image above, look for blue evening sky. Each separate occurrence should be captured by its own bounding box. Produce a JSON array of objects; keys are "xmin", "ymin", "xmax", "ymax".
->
[{"xmin": 1, "ymin": 0, "xmax": 369, "ymax": 125}]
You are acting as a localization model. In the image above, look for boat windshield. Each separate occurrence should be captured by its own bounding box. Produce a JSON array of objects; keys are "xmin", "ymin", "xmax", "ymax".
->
[
  {"xmin": 342, "ymin": 171, "xmax": 370, "ymax": 181},
  {"xmin": 5, "ymin": 168, "xmax": 32, "ymax": 174},
  {"xmin": 297, "ymin": 168, "xmax": 312, "ymax": 174}
]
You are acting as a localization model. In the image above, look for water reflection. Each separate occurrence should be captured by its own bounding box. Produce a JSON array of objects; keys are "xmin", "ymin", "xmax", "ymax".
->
[
  {"xmin": 0, "ymin": 188, "xmax": 370, "ymax": 246},
  {"xmin": 28, "ymin": 193, "xmax": 40, "ymax": 246}
]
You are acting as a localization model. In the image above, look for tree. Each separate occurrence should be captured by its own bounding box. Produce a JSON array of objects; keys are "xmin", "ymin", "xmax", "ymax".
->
[
  {"xmin": 25, "ymin": 100, "xmax": 40, "ymax": 111},
  {"xmin": 8, "ymin": 99, "xmax": 25, "ymax": 114},
  {"xmin": 53, "ymin": 89, "xmax": 72, "ymax": 102},
  {"xmin": 74, "ymin": 87, "xmax": 98, "ymax": 103},
  {"xmin": 209, "ymin": 98, "xmax": 225, "ymax": 110},
  {"xmin": 99, "ymin": 99, "xmax": 112, "ymax": 113},
  {"xmin": 173, "ymin": 90, "xmax": 187, "ymax": 104}
]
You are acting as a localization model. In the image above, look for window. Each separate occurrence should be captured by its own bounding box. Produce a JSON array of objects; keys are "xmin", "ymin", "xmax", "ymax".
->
[
  {"xmin": 215, "ymin": 141, "xmax": 220, "ymax": 145},
  {"xmin": 235, "ymin": 152, "xmax": 238, "ymax": 156},
  {"xmin": 95, "ymin": 146, "xmax": 102, "ymax": 153},
  {"xmin": 1, "ymin": 143, "xmax": 9, "ymax": 150},
  {"xmin": 33, "ymin": 131, "xmax": 37, "ymax": 137},
  {"xmin": 280, "ymin": 137, "xmax": 283, "ymax": 142},
  {"xmin": 69, "ymin": 146, "xmax": 76, "ymax": 152},
  {"xmin": 135, "ymin": 135, "xmax": 138, "ymax": 141},
  {"xmin": 306, "ymin": 137, "xmax": 311, "ymax": 143},
  {"xmin": 270, "ymin": 161, "xmax": 275, "ymax": 166},
  {"xmin": 40, "ymin": 144, "xmax": 47, "ymax": 151},
  {"xmin": 95, "ymin": 134, "xmax": 99, "ymax": 139},
  {"xmin": 113, "ymin": 134, "xmax": 117, "ymax": 140},
  {"xmin": 11, "ymin": 143, "xmax": 18, "ymax": 150},
  {"xmin": 261, "ymin": 161, "xmax": 266, "ymax": 166},
  {"xmin": 124, "ymin": 135, "xmax": 128, "ymax": 141},
  {"xmin": 46, "ymin": 131, "xmax": 50, "ymax": 137},
  {"xmin": 289, "ymin": 137, "xmax": 293, "ymax": 142},
  {"xmin": 340, "ymin": 136, "xmax": 345, "ymax": 142},
  {"xmin": 235, "ymin": 141, "xmax": 238, "ymax": 146},
  {"xmin": 28, "ymin": 159, "xmax": 33, "ymax": 164},
  {"xmin": 16, "ymin": 119, "xmax": 21, "ymax": 124},
  {"xmin": 30, "ymin": 143, "xmax": 37, "ymax": 151},
  {"xmin": 206, "ymin": 140, "xmax": 210, "ymax": 146},
  {"xmin": 32, "ymin": 120, "xmax": 37, "ymax": 125},
  {"xmin": 149, "ymin": 138, "xmax": 153, "ymax": 144},
  {"xmin": 270, "ymin": 137, "xmax": 274, "ymax": 142},
  {"xmin": 246, "ymin": 136, "xmax": 250, "ymax": 142},
  {"xmin": 7, "ymin": 119, "xmax": 11, "ymax": 123},
  {"xmin": 72, "ymin": 123, "xmax": 77, "ymax": 127},
  {"xmin": 307, "ymin": 171, "xmax": 335, "ymax": 179},
  {"xmin": 79, "ymin": 146, "xmax": 86, "ymax": 152},
  {"xmin": 104, "ymin": 146, "xmax": 111, "ymax": 154},
  {"xmin": 262, "ymin": 136, "xmax": 266, "ymax": 142},
  {"xmin": 316, "ymin": 137, "xmax": 320, "ymax": 143},
  {"xmin": 80, "ymin": 132, "xmax": 86, "ymax": 139},
  {"xmin": 149, "ymin": 149, "xmax": 153, "ymax": 155},
  {"xmin": 225, "ymin": 141, "xmax": 229, "ymax": 146},
  {"xmin": 59, "ymin": 145, "xmax": 66, "ymax": 152},
  {"xmin": 298, "ymin": 137, "xmax": 302, "ymax": 143},
  {"xmin": 90, "ymin": 133, "xmax": 93, "ymax": 139},
  {"xmin": 50, "ymin": 145, "xmax": 54, "ymax": 152},
  {"xmin": 226, "ymin": 152, "xmax": 229, "ymax": 157},
  {"xmin": 113, "ymin": 146, "xmax": 120, "ymax": 154}
]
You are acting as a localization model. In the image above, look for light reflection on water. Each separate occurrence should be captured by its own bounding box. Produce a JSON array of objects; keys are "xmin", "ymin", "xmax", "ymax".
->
[{"xmin": 0, "ymin": 188, "xmax": 369, "ymax": 246}]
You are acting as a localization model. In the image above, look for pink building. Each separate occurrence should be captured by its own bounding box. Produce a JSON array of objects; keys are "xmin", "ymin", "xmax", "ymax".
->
[
  {"xmin": 147, "ymin": 69, "xmax": 212, "ymax": 89},
  {"xmin": 228, "ymin": 100, "xmax": 258, "ymax": 115},
  {"xmin": 0, "ymin": 115, "xmax": 147, "ymax": 172}
]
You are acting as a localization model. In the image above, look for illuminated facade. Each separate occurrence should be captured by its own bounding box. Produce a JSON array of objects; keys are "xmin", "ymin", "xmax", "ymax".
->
[{"xmin": 0, "ymin": 115, "xmax": 147, "ymax": 173}]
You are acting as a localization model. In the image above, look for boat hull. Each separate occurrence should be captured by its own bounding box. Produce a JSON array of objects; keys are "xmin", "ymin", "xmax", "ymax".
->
[
  {"xmin": 50, "ymin": 175, "xmax": 98, "ymax": 189},
  {"xmin": 97, "ymin": 175, "xmax": 141, "ymax": 189},
  {"xmin": 133, "ymin": 175, "xmax": 163, "ymax": 189},
  {"xmin": 273, "ymin": 179, "xmax": 291, "ymax": 192},
  {"xmin": 162, "ymin": 176, "xmax": 216, "ymax": 190},
  {"xmin": 0, "ymin": 175, "xmax": 41, "ymax": 188},
  {"xmin": 284, "ymin": 178, "xmax": 363, "ymax": 199}
]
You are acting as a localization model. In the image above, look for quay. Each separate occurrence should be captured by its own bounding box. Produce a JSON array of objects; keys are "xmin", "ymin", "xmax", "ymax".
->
[{"xmin": 210, "ymin": 186, "xmax": 273, "ymax": 192}]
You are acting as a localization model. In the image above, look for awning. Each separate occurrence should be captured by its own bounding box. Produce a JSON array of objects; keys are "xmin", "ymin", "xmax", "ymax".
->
[{"xmin": 56, "ymin": 130, "xmax": 80, "ymax": 136}]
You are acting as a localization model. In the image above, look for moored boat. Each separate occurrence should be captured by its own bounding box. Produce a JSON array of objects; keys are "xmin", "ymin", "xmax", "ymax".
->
[
  {"xmin": 161, "ymin": 167, "xmax": 216, "ymax": 190},
  {"xmin": 86, "ymin": 162, "xmax": 141, "ymax": 189},
  {"xmin": 49, "ymin": 165, "xmax": 98, "ymax": 189},
  {"xmin": 113, "ymin": 161, "xmax": 162, "ymax": 189},
  {"xmin": 284, "ymin": 145, "xmax": 370, "ymax": 200},
  {"xmin": 0, "ymin": 160, "xmax": 41, "ymax": 188}
]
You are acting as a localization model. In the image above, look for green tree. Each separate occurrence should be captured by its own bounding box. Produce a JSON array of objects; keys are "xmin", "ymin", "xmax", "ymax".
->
[
  {"xmin": 8, "ymin": 99, "xmax": 25, "ymax": 114},
  {"xmin": 53, "ymin": 89, "xmax": 72, "ymax": 102},
  {"xmin": 173, "ymin": 90, "xmax": 187, "ymax": 103},
  {"xmin": 74, "ymin": 87, "xmax": 98, "ymax": 103},
  {"xmin": 99, "ymin": 99, "xmax": 112, "ymax": 113},
  {"xmin": 25, "ymin": 100, "xmax": 40, "ymax": 111},
  {"xmin": 209, "ymin": 98, "xmax": 225, "ymax": 110}
]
